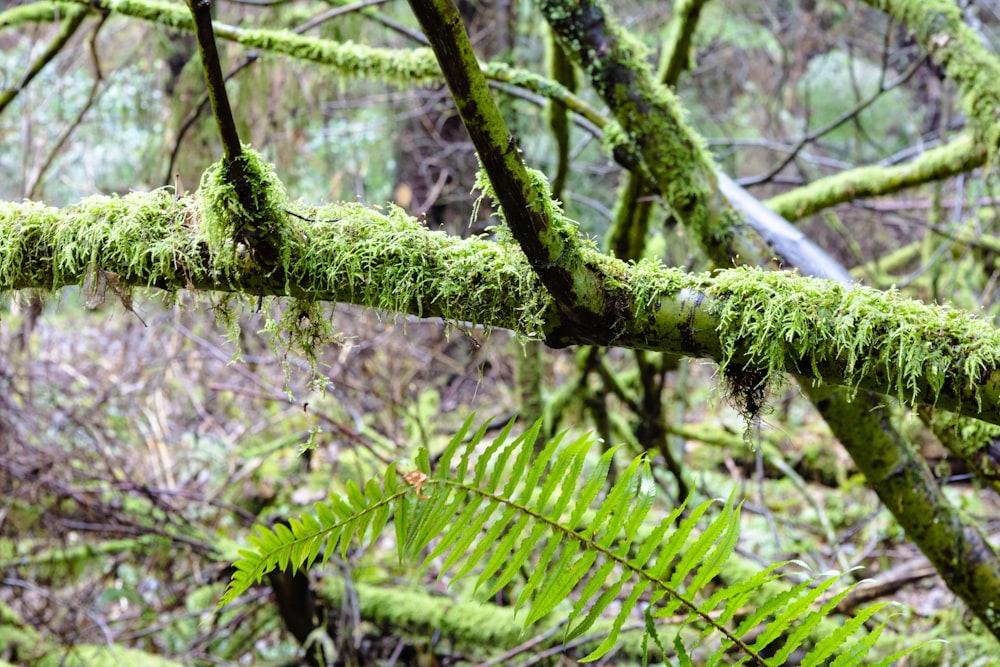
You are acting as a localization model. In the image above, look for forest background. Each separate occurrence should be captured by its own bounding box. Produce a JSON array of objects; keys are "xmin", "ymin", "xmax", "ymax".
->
[{"xmin": 4, "ymin": 0, "xmax": 1000, "ymax": 664}]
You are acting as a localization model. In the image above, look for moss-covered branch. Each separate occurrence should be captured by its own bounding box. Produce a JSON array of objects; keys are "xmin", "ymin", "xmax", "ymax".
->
[
  {"xmin": 809, "ymin": 384, "xmax": 1000, "ymax": 639},
  {"xmin": 766, "ymin": 134, "xmax": 986, "ymax": 221},
  {"xmin": 1, "ymin": 0, "xmax": 597, "ymax": 124},
  {"xmin": 406, "ymin": 0, "xmax": 611, "ymax": 333},
  {"xmin": 606, "ymin": 0, "xmax": 705, "ymax": 261},
  {"xmin": 539, "ymin": 0, "xmax": 754, "ymax": 265},
  {"xmin": 5, "ymin": 190, "xmax": 1000, "ymax": 426}
]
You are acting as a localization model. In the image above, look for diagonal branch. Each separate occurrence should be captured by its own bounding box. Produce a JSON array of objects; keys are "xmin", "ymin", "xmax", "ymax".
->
[
  {"xmin": 537, "ymin": 0, "xmax": 1000, "ymax": 641},
  {"xmin": 186, "ymin": 0, "xmax": 241, "ymax": 163},
  {"xmin": 404, "ymin": 0, "xmax": 612, "ymax": 334}
]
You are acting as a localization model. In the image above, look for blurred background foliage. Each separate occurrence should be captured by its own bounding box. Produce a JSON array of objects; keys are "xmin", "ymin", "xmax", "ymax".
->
[{"xmin": 3, "ymin": 0, "xmax": 1000, "ymax": 665}]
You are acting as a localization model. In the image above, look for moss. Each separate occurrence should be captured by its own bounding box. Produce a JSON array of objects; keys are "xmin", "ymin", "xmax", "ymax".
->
[
  {"xmin": 766, "ymin": 134, "xmax": 985, "ymax": 221},
  {"xmin": 0, "ymin": 2, "xmax": 86, "ymax": 29},
  {"xmin": 322, "ymin": 578, "xmax": 528, "ymax": 650},
  {"xmin": 232, "ymin": 29, "xmax": 441, "ymax": 87},
  {"xmin": 0, "ymin": 189, "xmax": 201, "ymax": 292},
  {"xmin": 539, "ymin": 0, "xmax": 761, "ymax": 266},
  {"xmin": 708, "ymin": 266, "xmax": 1000, "ymax": 414},
  {"xmin": 196, "ymin": 145, "xmax": 290, "ymax": 274}
]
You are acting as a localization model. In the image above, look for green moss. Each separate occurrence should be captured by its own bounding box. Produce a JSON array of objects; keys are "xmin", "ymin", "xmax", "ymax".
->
[
  {"xmin": 322, "ymin": 578, "xmax": 528, "ymax": 649},
  {"xmin": 235, "ymin": 29, "xmax": 440, "ymax": 87},
  {"xmin": 767, "ymin": 134, "xmax": 985, "ymax": 221},
  {"xmin": 0, "ymin": 2, "xmax": 86, "ymax": 29},
  {"xmin": 473, "ymin": 165, "xmax": 606, "ymax": 319},
  {"xmin": 0, "ymin": 189, "xmax": 201, "ymax": 291},
  {"xmin": 708, "ymin": 266, "xmax": 1000, "ymax": 414},
  {"xmin": 197, "ymin": 145, "xmax": 290, "ymax": 273}
]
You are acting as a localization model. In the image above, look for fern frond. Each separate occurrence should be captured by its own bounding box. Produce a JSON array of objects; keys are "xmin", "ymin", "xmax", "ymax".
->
[
  {"xmin": 218, "ymin": 462, "xmax": 407, "ymax": 607},
  {"xmin": 221, "ymin": 419, "xmax": 909, "ymax": 666}
]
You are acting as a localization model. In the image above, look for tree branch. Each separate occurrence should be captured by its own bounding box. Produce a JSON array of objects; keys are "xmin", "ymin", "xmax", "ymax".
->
[
  {"xmin": 186, "ymin": 0, "xmax": 241, "ymax": 163},
  {"xmin": 5, "ymin": 193, "xmax": 1000, "ymax": 427},
  {"xmin": 765, "ymin": 134, "xmax": 985, "ymax": 220},
  {"xmin": 405, "ymin": 0, "xmax": 611, "ymax": 334},
  {"xmin": 0, "ymin": 5, "xmax": 88, "ymax": 115}
]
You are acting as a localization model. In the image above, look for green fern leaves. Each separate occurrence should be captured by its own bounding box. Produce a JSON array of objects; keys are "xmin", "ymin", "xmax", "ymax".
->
[{"xmin": 220, "ymin": 418, "xmax": 913, "ymax": 665}]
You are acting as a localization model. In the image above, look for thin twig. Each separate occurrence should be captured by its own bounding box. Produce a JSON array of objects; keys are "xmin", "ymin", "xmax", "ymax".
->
[{"xmin": 25, "ymin": 14, "xmax": 108, "ymax": 198}]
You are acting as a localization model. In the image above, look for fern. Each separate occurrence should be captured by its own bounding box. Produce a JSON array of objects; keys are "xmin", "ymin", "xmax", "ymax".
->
[{"xmin": 221, "ymin": 418, "xmax": 916, "ymax": 665}]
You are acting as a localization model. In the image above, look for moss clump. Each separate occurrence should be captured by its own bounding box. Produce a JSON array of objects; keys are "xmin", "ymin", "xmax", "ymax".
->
[
  {"xmin": 709, "ymin": 266, "xmax": 1000, "ymax": 415},
  {"xmin": 0, "ymin": 189, "xmax": 201, "ymax": 292},
  {"xmin": 287, "ymin": 200, "xmax": 554, "ymax": 338},
  {"xmin": 197, "ymin": 146, "xmax": 290, "ymax": 274}
]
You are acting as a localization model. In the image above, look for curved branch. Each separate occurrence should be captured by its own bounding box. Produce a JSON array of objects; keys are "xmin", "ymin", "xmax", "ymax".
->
[{"xmin": 808, "ymin": 383, "xmax": 1000, "ymax": 638}]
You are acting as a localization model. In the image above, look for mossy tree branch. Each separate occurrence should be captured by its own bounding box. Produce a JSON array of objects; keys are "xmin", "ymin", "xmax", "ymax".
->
[
  {"xmin": 3, "ymin": 0, "xmax": 594, "ymax": 120},
  {"xmin": 538, "ymin": 0, "xmax": 846, "ymax": 283},
  {"xmin": 606, "ymin": 0, "xmax": 706, "ymax": 262},
  {"xmin": 765, "ymin": 0, "xmax": 1000, "ymax": 223},
  {"xmin": 765, "ymin": 134, "xmax": 986, "ymax": 221},
  {"xmin": 405, "ymin": 0, "xmax": 613, "ymax": 335},
  {"xmin": 5, "ymin": 193, "xmax": 1000, "ymax": 428},
  {"xmin": 538, "ymin": 0, "xmax": 752, "ymax": 266},
  {"xmin": 184, "ymin": 1, "xmax": 288, "ymax": 270},
  {"xmin": 809, "ymin": 383, "xmax": 1000, "ymax": 640}
]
